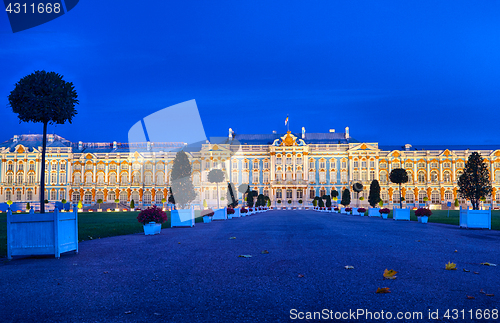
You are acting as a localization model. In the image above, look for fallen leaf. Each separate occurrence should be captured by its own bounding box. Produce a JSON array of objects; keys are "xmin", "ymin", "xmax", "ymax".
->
[
  {"xmin": 344, "ymin": 266, "xmax": 354, "ymax": 269},
  {"xmin": 154, "ymin": 313, "xmax": 162, "ymax": 316},
  {"xmin": 238, "ymin": 255, "xmax": 252, "ymax": 258},
  {"xmin": 178, "ymin": 242, "xmax": 181, "ymax": 244},
  {"xmin": 298, "ymin": 274, "xmax": 304, "ymax": 278},
  {"xmin": 474, "ymin": 272, "xmax": 479, "ymax": 275},
  {"xmin": 463, "ymin": 269, "xmax": 470, "ymax": 272},
  {"xmin": 454, "ymin": 250, "xmax": 458, "ymax": 253},
  {"xmin": 466, "ymin": 296, "xmax": 475, "ymax": 299},
  {"xmin": 480, "ymin": 262, "xmax": 497, "ymax": 266},
  {"xmin": 124, "ymin": 311, "xmax": 132, "ymax": 314},
  {"xmin": 480, "ymin": 289, "xmax": 486, "ymax": 294},
  {"xmin": 383, "ymin": 269, "xmax": 397, "ymax": 279},
  {"xmin": 229, "ymin": 237, "xmax": 236, "ymax": 240},
  {"xmin": 261, "ymin": 250, "xmax": 269, "ymax": 254},
  {"xmin": 445, "ymin": 262, "xmax": 457, "ymax": 270},
  {"xmin": 376, "ymin": 287, "xmax": 391, "ymax": 294},
  {"xmin": 103, "ymin": 271, "xmax": 109, "ymax": 274},
  {"xmin": 486, "ymin": 294, "xmax": 494, "ymax": 297}
]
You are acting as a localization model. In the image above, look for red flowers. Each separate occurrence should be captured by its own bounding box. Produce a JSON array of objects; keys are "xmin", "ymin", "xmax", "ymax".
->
[
  {"xmin": 415, "ymin": 208, "xmax": 432, "ymax": 217},
  {"xmin": 379, "ymin": 208, "xmax": 390, "ymax": 214},
  {"xmin": 227, "ymin": 208, "xmax": 235, "ymax": 215},
  {"xmin": 136, "ymin": 205, "xmax": 168, "ymax": 225}
]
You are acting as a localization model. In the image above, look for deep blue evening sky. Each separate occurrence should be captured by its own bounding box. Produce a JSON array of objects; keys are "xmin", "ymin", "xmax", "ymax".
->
[{"xmin": 1, "ymin": 1, "xmax": 500, "ymax": 145}]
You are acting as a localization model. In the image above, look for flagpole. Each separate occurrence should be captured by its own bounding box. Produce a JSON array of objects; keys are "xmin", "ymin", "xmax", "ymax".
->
[{"xmin": 287, "ymin": 114, "xmax": 289, "ymax": 132}]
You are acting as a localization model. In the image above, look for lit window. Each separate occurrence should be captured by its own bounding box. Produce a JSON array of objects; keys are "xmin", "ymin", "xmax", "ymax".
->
[{"xmin": 353, "ymin": 160, "xmax": 359, "ymax": 168}]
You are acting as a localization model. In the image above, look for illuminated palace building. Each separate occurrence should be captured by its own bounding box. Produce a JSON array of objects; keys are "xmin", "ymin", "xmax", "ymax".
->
[{"xmin": 2, "ymin": 127, "xmax": 500, "ymax": 208}]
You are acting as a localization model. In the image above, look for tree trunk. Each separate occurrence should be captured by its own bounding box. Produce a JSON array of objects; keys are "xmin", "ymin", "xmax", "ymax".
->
[
  {"xmin": 40, "ymin": 121, "xmax": 48, "ymax": 214},
  {"xmin": 399, "ymin": 183, "xmax": 403, "ymax": 209}
]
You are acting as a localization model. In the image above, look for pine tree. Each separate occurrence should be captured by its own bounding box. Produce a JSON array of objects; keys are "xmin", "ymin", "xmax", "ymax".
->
[
  {"xmin": 368, "ymin": 180, "xmax": 381, "ymax": 207},
  {"xmin": 458, "ymin": 152, "xmax": 492, "ymax": 210},
  {"xmin": 170, "ymin": 151, "xmax": 196, "ymax": 209},
  {"xmin": 227, "ymin": 182, "xmax": 238, "ymax": 207},
  {"xmin": 341, "ymin": 189, "xmax": 351, "ymax": 207}
]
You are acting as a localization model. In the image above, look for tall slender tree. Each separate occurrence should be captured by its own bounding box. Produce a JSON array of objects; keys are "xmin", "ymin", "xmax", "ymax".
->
[
  {"xmin": 341, "ymin": 189, "xmax": 351, "ymax": 207},
  {"xmin": 368, "ymin": 180, "xmax": 381, "ymax": 208},
  {"xmin": 227, "ymin": 182, "xmax": 238, "ymax": 208},
  {"xmin": 389, "ymin": 168, "xmax": 408, "ymax": 209},
  {"xmin": 208, "ymin": 169, "xmax": 225, "ymax": 209},
  {"xmin": 8, "ymin": 70, "xmax": 78, "ymax": 213},
  {"xmin": 458, "ymin": 152, "xmax": 492, "ymax": 210},
  {"xmin": 170, "ymin": 151, "xmax": 196, "ymax": 209}
]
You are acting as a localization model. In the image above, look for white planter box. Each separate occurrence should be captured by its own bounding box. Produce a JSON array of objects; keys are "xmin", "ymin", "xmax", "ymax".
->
[
  {"xmin": 213, "ymin": 208, "xmax": 227, "ymax": 220},
  {"xmin": 459, "ymin": 207, "xmax": 491, "ymax": 229},
  {"xmin": 143, "ymin": 222, "xmax": 161, "ymax": 235},
  {"xmin": 233, "ymin": 208, "xmax": 241, "ymax": 217},
  {"xmin": 352, "ymin": 208, "xmax": 360, "ymax": 215},
  {"xmin": 340, "ymin": 208, "xmax": 346, "ymax": 214},
  {"xmin": 393, "ymin": 208, "xmax": 410, "ymax": 221},
  {"xmin": 368, "ymin": 208, "xmax": 381, "ymax": 217},
  {"xmin": 171, "ymin": 208, "xmax": 195, "ymax": 227},
  {"xmin": 7, "ymin": 208, "xmax": 78, "ymax": 259}
]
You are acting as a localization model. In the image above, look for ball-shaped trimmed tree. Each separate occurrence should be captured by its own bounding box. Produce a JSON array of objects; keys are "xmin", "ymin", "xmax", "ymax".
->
[
  {"xmin": 389, "ymin": 168, "xmax": 408, "ymax": 209},
  {"xmin": 8, "ymin": 70, "xmax": 78, "ymax": 213}
]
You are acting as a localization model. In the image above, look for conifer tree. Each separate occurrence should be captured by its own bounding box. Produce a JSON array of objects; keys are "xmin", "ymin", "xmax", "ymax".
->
[
  {"xmin": 368, "ymin": 180, "xmax": 381, "ymax": 207},
  {"xmin": 458, "ymin": 152, "xmax": 492, "ymax": 210}
]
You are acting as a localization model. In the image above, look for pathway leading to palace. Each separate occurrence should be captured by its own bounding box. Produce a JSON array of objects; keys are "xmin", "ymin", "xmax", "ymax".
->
[{"xmin": 1, "ymin": 210, "xmax": 499, "ymax": 323}]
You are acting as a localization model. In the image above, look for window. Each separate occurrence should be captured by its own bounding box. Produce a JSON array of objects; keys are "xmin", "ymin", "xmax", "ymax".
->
[
  {"xmin": 379, "ymin": 172, "xmax": 387, "ymax": 184},
  {"xmin": 496, "ymin": 171, "xmax": 500, "ymax": 184},
  {"xmin": 496, "ymin": 191, "xmax": 500, "ymax": 203},
  {"xmin": 85, "ymin": 163, "xmax": 93, "ymax": 170},
  {"xmin": 29, "ymin": 163, "xmax": 35, "ymax": 171},
  {"xmin": 27, "ymin": 190, "xmax": 33, "ymax": 201},
  {"xmin": 232, "ymin": 161, "xmax": 238, "ymax": 169},
  {"xmin": 132, "ymin": 164, "xmax": 141, "ymax": 170},
  {"xmin": 286, "ymin": 189, "xmax": 292, "ymax": 199},
  {"xmin": 406, "ymin": 172, "xmax": 413, "ymax": 184},
  {"xmin": 431, "ymin": 191, "xmax": 440, "ymax": 204},
  {"xmin": 319, "ymin": 160, "xmax": 326, "ymax": 169},
  {"xmin": 17, "ymin": 174, "xmax": 23, "ymax": 184},
  {"xmin": 73, "ymin": 164, "xmax": 81, "ymax": 170},
  {"xmin": 418, "ymin": 171, "xmax": 426, "ymax": 183},
  {"xmin": 232, "ymin": 171, "xmax": 238, "ymax": 183},
  {"xmin": 84, "ymin": 192, "xmax": 92, "ymax": 204},
  {"xmin": 430, "ymin": 162, "xmax": 438, "ymax": 168},
  {"xmin": 353, "ymin": 160, "xmax": 359, "ymax": 168},
  {"xmin": 254, "ymin": 161, "xmax": 259, "ymax": 169},
  {"xmin": 392, "ymin": 191, "xmax": 400, "ymax": 203},
  {"xmin": 156, "ymin": 172, "xmax": 164, "ymax": 185},
  {"xmin": 276, "ymin": 189, "xmax": 282, "ymax": 199},
  {"xmin": 6, "ymin": 174, "xmax": 13, "ymax": 184},
  {"xmin": 85, "ymin": 173, "xmax": 92, "ymax": 184},
  {"xmin": 310, "ymin": 189, "xmax": 315, "ymax": 199},
  {"xmin": 16, "ymin": 190, "xmax": 22, "ymax": 201},
  {"xmin": 60, "ymin": 163, "xmax": 66, "ymax": 171},
  {"xmin": 5, "ymin": 190, "xmax": 11, "ymax": 201},
  {"xmin": 341, "ymin": 171, "xmax": 347, "ymax": 183},
  {"xmin": 353, "ymin": 170, "xmax": 359, "ymax": 180},
  {"xmin": 392, "ymin": 162, "xmax": 400, "ymax": 169},
  {"xmin": 263, "ymin": 172, "xmax": 269, "ymax": 183},
  {"xmin": 456, "ymin": 162, "xmax": 464, "ymax": 168},
  {"xmin": 97, "ymin": 163, "xmax": 105, "ymax": 170},
  {"xmin": 72, "ymin": 192, "xmax": 80, "ymax": 203},
  {"xmin": 97, "ymin": 173, "xmax": 104, "ymax": 184},
  {"xmin": 405, "ymin": 162, "xmax": 412, "ymax": 168},
  {"xmin": 443, "ymin": 171, "xmax": 451, "ymax": 183},
  {"xmin": 297, "ymin": 189, "xmax": 303, "ymax": 199},
  {"xmin": 296, "ymin": 158, "xmax": 302, "ymax": 165},
  {"xmin": 361, "ymin": 160, "xmax": 367, "ymax": 168},
  {"xmin": 120, "ymin": 191, "xmax": 128, "ymax": 202},
  {"xmin": 60, "ymin": 190, "xmax": 65, "ymax": 201},
  {"xmin": 456, "ymin": 170, "xmax": 463, "ymax": 180},
  {"xmin": 157, "ymin": 163, "xmax": 165, "ymax": 170},
  {"xmin": 131, "ymin": 191, "xmax": 140, "ymax": 202},
  {"xmin": 405, "ymin": 191, "xmax": 414, "ymax": 203},
  {"xmin": 7, "ymin": 163, "xmax": 13, "ymax": 171},
  {"xmin": 369, "ymin": 170, "xmax": 375, "ymax": 181},
  {"xmin": 51, "ymin": 173, "xmax": 57, "ymax": 184},
  {"xmin": 108, "ymin": 191, "xmax": 115, "ymax": 202},
  {"xmin": 28, "ymin": 174, "xmax": 35, "ymax": 184},
  {"xmin": 431, "ymin": 171, "xmax": 438, "ymax": 183},
  {"xmin": 417, "ymin": 162, "xmax": 425, "ymax": 168},
  {"xmin": 121, "ymin": 163, "xmax": 128, "ymax": 170},
  {"xmin": 379, "ymin": 163, "xmax": 387, "ymax": 169},
  {"xmin": 319, "ymin": 189, "xmax": 326, "ymax": 197},
  {"xmin": 309, "ymin": 171, "xmax": 315, "ymax": 183},
  {"xmin": 59, "ymin": 173, "xmax": 66, "ymax": 184},
  {"xmin": 193, "ymin": 173, "xmax": 200, "ymax": 185},
  {"xmin": 109, "ymin": 164, "xmax": 117, "ymax": 170},
  {"xmin": 51, "ymin": 163, "xmax": 57, "ymax": 171},
  {"xmin": 418, "ymin": 191, "xmax": 427, "ymax": 203},
  {"xmin": 443, "ymin": 162, "xmax": 451, "ymax": 168},
  {"xmin": 263, "ymin": 161, "xmax": 269, "ymax": 169},
  {"xmin": 341, "ymin": 160, "xmax": 347, "ymax": 169},
  {"xmin": 381, "ymin": 191, "xmax": 389, "ymax": 203},
  {"xmin": 74, "ymin": 174, "xmax": 81, "ymax": 185},
  {"xmin": 145, "ymin": 163, "xmax": 152, "ymax": 170},
  {"xmin": 319, "ymin": 171, "xmax": 326, "ymax": 183},
  {"xmin": 242, "ymin": 172, "xmax": 249, "ymax": 183},
  {"xmin": 155, "ymin": 193, "xmax": 163, "ymax": 205},
  {"xmin": 444, "ymin": 190, "xmax": 453, "ymax": 201},
  {"xmin": 18, "ymin": 163, "xmax": 24, "ymax": 171},
  {"xmin": 309, "ymin": 160, "xmax": 314, "ymax": 169},
  {"xmin": 277, "ymin": 158, "xmax": 282, "ymax": 165},
  {"xmin": 96, "ymin": 191, "xmax": 104, "ymax": 202},
  {"xmin": 286, "ymin": 158, "xmax": 292, "ymax": 165},
  {"xmin": 361, "ymin": 171, "xmax": 367, "ymax": 181},
  {"xmin": 109, "ymin": 174, "xmax": 117, "ymax": 185},
  {"xmin": 49, "ymin": 190, "xmax": 56, "ymax": 200},
  {"xmin": 121, "ymin": 174, "xmax": 128, "ymax": 184},
  {"xmin": 253, "ymin": 171, "xmax": 260, "ymax": 184},
  {"xmin": 45, "ymin": 172, "xmax": 48, "ymax": 184},
  {"xmin": 330, "ymin": 171, "xmax": 337, "ymax": 182},
  {"xmin": 243, "ymin": 161, "xmax": 249, "ymax": 169},
  {"xmin": 133, "ymin": 173, "xmax": 140, "ymax": 184},
  {"xmin": 143, "ymin": 191, "xmax": 152, "ymax": 204}
]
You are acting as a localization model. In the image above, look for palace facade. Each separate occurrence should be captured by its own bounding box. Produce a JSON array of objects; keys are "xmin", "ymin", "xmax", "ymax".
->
[{"xmin": 2, "ymin": 128, "xmax": 500, "ymax": 209}]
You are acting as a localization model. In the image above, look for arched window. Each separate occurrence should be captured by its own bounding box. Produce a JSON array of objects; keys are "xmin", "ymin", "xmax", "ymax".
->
[
  {"xmin": 418, "ymin": 171, "xmax": 426, "ymax": 184},
  {"xmin": 121, "ymin": 173, "xmax": 128, "ymax": 184},
  {"xmin": 276, "ymin": 189, "xmax": 282, "ymax": 199},
  {"xmin": 84, "ymin": 192, "xmax": 92, "ymax": 204},
  {"xmin": 405, "ymin": 191, "xmax": 415, "ymax": 203},
  {"xmin": 418, "ymin": 191, "xmax": 427, "ymax": 203},
  {"xmin": 496, "ymin": 191, "xmax": 500, "ymax": 203},
  {"xmin": 133, "ymin": 173, "xmax": 140, "ymax": 184},
  {"xmin": 431, "ymin": 171, "xmax": 438, "ymax": 183},
  {"xmin": 406, "ymin": 171, "xmax": 413, "ymax": 184},
  {"xmin": 444, "ymin": 190, "xmax": 453, "ymax": 201},
  {"xmin": 143, "ymin": 191, "xmax": 152, "ymax": 204},
  {"xmin": 286, "ymin": 189, "xmax": 292, "ymax": 199},
  {"xmin": 379, "ymin": 172, "xmax": 387, "ymax": 184},
  {"xmin": 381, "ymin": 191, "xmax": 389, "ymax": 203},
  {"xmin": 156, "ymin": 172, "xmax": 164, "ymax": 185},
  {"xmin": 443, "ymin": 171, "xmax": 451, "ymax": 183},
  {"xmin": 96, "ymin": 191, "xmax": 104, "ymax": 202},
  {"xmin": 17, "ymin": 190, "xmax": 23, "ymax": 201},
  {"xmin": 193, "ymin": 173, "xmax": 200, "ymax": 185},
  {"xmin": 72, "ymin": 192, "xmax": 80, "ymax": 203},
  {"xmin": 145, "ymin": 173, "xmax": 152, "ymax": 185},
  {"xmin": 109, "ymin": 173, "xmax": 117, "ymax": 185},
  {"xmin": 119, "ymin": 191, "xmax": 128, "ymax": 202},
  {"xmin": 297, "ymin": 189, "xmax": 303, "ymax": 199},
  {"xmin": 108, "ymin": 191, "xmax": 116, "ymax": 202},
  {"xmin": 85, "ymin": 173, "xmax": 92, "ymax": 184},
  {"xmin": 495, "ymin": 170, "xmax": 500, "ymax": 184},
  {"xmin": 392, "ymin": 190, "xmax": 400, "ymax": 203},
  {"xmin": 27, "ymin": 190, "xmax": 33, "ymax": 201},
  {"xmin": 131, "ymin": 191, "xmax": 140, "ymax": 203},
  {"xmin": 97, "ymin": 173, "xmax": 104, "ymax": 185},
  {"xmin": 155, "ymin": 193, "xmax": 163, "ymax": 205},
  {"xmin": 431, "ymin": 191, "xmax": 440, "ymax": 204}
]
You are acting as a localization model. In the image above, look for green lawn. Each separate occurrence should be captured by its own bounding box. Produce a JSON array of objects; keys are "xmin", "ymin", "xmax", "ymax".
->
[
  {"xmin": 385, "ymin": 209, "xmax": 500, "ymax": 230},
  {"xmin": 0, "ymin": 210, "xmax": 203, "ymax": 258}
]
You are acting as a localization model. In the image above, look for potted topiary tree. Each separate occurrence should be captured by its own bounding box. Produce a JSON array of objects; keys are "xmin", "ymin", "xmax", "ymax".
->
[
  {"xmin": 114, "ymin": 198, "xmax": 120, "ymax": 211},
  {"xmin": 97, "ymin": 199, "xmax": 103, "ymax": 212},
  {"xmin": 77, "ymin": 200, "xmax": 83, "ymax": 212},
  {"xmin": 130, "ymin": 199, "xmax": 135, "ymax": 211},
  {"xmin": 341, "ymin": 189, "xmax": 351, "ymax": 214},
  {"xmin": 389, "ymin": 169, "xmax": 410, "ymax": 221},
  {"xmin": 368, "ymin": 180, "xmax": 381, "ymax": 217},
  {"xmin": 26, "ymin": 202, "xmax": 31, "ymax": 212},
  {"xmin": 161, "ymin": 198, "xmax": 167, "ymax": 211},
  {"xmin": 458, "ymin": 152, "xmax": 493, "ymax": 229},
  {"xmin": 298, "ymin": 199, "xmax": 303, "ymax": 210},
  {"xmin": 312, "ymin": 198, "xmax": 317, "ymax": 210},
  {"xmin": 277, "ymin": 199, "xmax": 282, "ymax": 210},
  {"xmin": 287, "ymin": 200, "xmax": 292, "ymax": 210},
  {"xmin": 170, "ymin": 151, "xmax": 197, "ymax": 227}
]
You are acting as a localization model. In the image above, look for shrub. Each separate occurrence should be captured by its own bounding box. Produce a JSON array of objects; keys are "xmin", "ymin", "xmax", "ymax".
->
[
  {"xmin": 298, "ymin": 199, "xmax": 303, "ymax": 204},
  {"xmin": 379, "ymin": 208, "xmax": 390, "ymax": 214},
  {"xmin": 130, "ymin": 199, "xmax": 135, "ymax": 208},
  {"xmin": 415, "ymin": 208, "xmax": 432, "ymax": 217},
  {"xmin": 357, "ymin": 208, "xmax": 366, "ymax": 213},
  {"xmin": 287, "ymin": 200, "xmax": 292, "ymax": 204},
  {"xmin": 312, "ymin": 199, "xmax": 317, "ymax": 207},
  {"xmin": 227, "ymin": 208, "xmax": 235, "ymax": 215},
  {"xmin": 277, "ymin": 200, "xmax": 282, "ymax": 204},
  {"xmin": 136, "ymin": 205, "xmax": 168, "ymax": 225}
]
